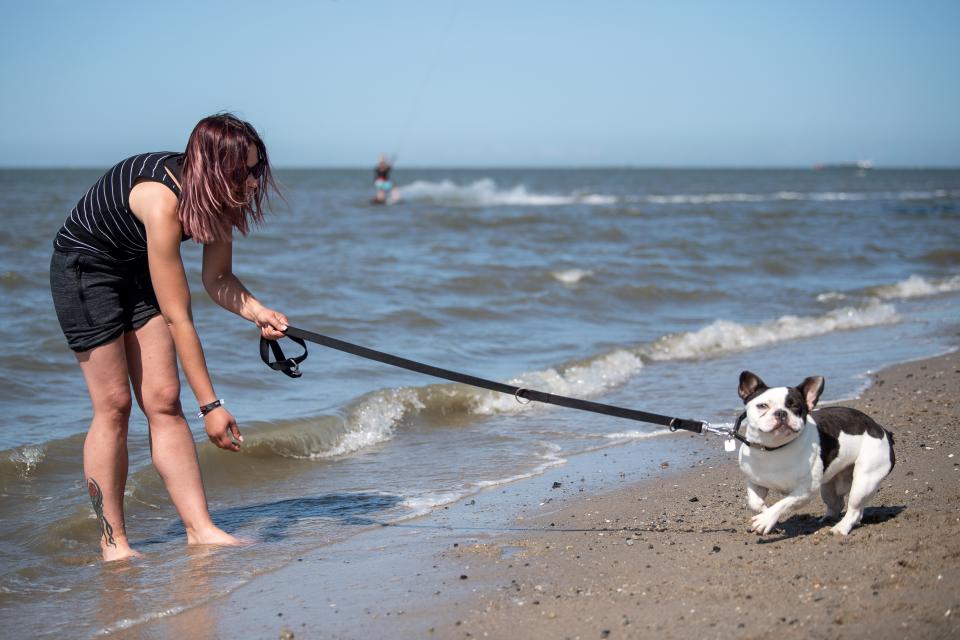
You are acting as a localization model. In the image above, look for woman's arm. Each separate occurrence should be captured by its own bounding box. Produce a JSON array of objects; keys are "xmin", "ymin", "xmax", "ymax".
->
[
  {"xmin": 130, "ymin": 182, "xmax": 244, "ymax": 451},
  {"xmin": 200, "ymin": 239, "xmax": 288, "ymax": 340}
]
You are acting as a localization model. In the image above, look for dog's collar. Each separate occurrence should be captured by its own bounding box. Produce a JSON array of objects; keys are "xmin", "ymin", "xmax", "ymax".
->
[{"xmin": 731, "ymin": 412, "xmax": 796, "ymax": 452}]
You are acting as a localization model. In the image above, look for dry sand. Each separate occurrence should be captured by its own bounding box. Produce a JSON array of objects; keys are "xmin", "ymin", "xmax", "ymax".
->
[{"xmin": 438, "ymin": 351, "xmax": 960, "ymax": 640}]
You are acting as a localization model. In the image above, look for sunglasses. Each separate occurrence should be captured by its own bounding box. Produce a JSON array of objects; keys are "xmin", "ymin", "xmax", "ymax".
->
[{"xmin": 246, "ymin": 158, "xmax": 266, "ymax": 180}]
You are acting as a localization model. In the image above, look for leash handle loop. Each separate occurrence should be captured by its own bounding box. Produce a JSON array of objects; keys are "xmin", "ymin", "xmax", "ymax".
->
[{"xmin": 259, "ymin": 335, "xmax": 308, "ymax": 378}]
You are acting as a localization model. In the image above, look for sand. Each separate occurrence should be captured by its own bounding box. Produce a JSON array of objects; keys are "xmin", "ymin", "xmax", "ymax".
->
[
  {"xmin": 439, "ymin": 351, "xmax": 960, "ymax": 640},
  {"xmin": 125, "ymin": 351, "xmax": 959, "ymax": 639}
]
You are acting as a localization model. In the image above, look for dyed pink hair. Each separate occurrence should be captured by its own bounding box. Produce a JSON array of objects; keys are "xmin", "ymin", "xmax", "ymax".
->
[{"xmin": 178, "ymin": 113, "xmax": 276, "ymax": 244}]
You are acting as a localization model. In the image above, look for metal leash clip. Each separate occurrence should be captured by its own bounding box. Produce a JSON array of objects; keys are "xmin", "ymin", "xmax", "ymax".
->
[
  {"xmin": 700, "ymin": 421, "xmax": 734, "ymax": 437},
  {"xmin": 698, "ymin": 420, "xmax": 740, "ymax": 452}
]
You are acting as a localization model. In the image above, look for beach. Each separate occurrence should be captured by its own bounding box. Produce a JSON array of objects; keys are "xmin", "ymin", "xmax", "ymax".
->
[
  {"xmin": 2, "ymin": 168, "xmax": 958, "ymax": 638},
  {"xmin": 123, "ymin": 349, "xmax": 959, "ymax": 640}
]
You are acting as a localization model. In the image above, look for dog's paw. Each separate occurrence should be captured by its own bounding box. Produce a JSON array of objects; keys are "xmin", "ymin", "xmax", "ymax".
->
[
  {"xmin": 830, "ymin": 522, "xmax": 853, "ymax": 536},
  {"xmin": 750, "ymin": 511, "xmax": 780, "ymax": 535}
]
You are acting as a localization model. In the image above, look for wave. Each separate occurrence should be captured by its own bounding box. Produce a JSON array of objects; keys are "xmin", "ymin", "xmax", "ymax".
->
[
  {"xmin": 229, "ymin": 350, "xmax": 646, "ymax": 463},
  {"xmin": 472, "ymin": 350, "xmax": 645, "ymax": 416},
  {"xmin": 397, "ymin": 178, "xmax": 616, "ymax": 207},
  {"xmin": 867, "ymin": 274, "xmax": 960, "ymax": 300},
  {"xmin": 816, "ymin": 291, "xmax": 849, "ymax": 303},
  {"xmin": 817, "ymin": 273, "xmax": 960, "ymax": 304},
  {"xmin": 3, "ymin": 444, "xmax": 46, "ymax": 477},
  {"xmin": 1, "ymin": 300, "xmax": 906, "ymax": 471},
  {"xmin": 551, "ymin": 269, "xmax": 593, "ymax": 285},
  {"xmin": 633, "ymin": 189, "xmax": 960, "ymax": 205},
  {"xmin": 227, "ymin": 388, "xmax": 425, "ymax": 462},
  {"xmin": 921, "ymin": 248, "xmax": 960, "ymax": 267},
  {"xmin": 640, "ymin": 301, "xmax": 898, "ymax": 361},
  {"xmin": 396, "ymin": 181, "xmax": 959, "ymax": 208},
  {"xmin": 0, "ymin": 433, "xmax": 86, "ymax": 489},
  {"xmin": 613, "ymin": 283, "xmax": 726, "ymax": 303},
  {"xmin": 325, "ymin": 388, "xmax": 424, "ymax": 457},
  {"xmin": 295, "ymin": 301, "xmax": 898, "ymax": 456}
]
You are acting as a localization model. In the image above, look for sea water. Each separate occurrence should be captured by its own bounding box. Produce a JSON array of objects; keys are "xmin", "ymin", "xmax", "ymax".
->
[{"xmin": 1, "ymin": 167, "xmax": 958, "ymax": 636}]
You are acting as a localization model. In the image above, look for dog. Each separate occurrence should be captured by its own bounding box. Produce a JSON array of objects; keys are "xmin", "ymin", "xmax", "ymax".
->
[{"xmin": 735, "ymin": 370, "xmax": 895, "ymax": 535}]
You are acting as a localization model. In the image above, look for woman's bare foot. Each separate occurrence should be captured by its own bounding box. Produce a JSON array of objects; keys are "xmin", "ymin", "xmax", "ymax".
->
[
  {"xmin": 186, "ymin": 524, "xmax": 252, "ymax": 546},
  {"xmin": 102, "ymin": 538, "xmax": 143, "ymax": 562}
]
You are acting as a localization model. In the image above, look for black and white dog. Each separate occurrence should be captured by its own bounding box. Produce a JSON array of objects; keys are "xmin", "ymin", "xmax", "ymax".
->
[{"xmin": 736, "ymin": 371, "xmax": 895, "ymax": 536}]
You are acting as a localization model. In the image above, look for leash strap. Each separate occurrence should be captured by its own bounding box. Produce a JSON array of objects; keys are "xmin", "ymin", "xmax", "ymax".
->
[{"xmin": 260, "ymin": 326, "xmax": 704, "ymax": 433}]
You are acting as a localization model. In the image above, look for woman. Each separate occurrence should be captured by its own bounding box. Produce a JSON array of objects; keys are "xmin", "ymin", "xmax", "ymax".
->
[
  {"xmin": 373, "ymin": 154, "xmax": 394, "ymax": 204},
  {"xmin": 49, "ymin": 114, "xmax": 288, "ymax": 561}
]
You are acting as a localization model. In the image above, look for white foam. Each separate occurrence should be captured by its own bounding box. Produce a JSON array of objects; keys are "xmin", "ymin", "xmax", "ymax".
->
[
  {"xmin": 316, "ymin": 388, "xmax": 424, "ymax": 458},
  {"xmin": 602, "ymin": 428, "xmax": 674, "ymax": 440},
  {"xmin": 474, "ymin": 443, "xmax": 567, "ymax": 489},
  {"xmin": 400, "ymin": 490, "xmax": 470, "ymax": 517},
  {"xmin": 551, "ymin": 268, "xmax": 592, "ymax": 285},
  {"xmin": 472, "ymin": 350, "xmax": 644, "ymax": 416},
  {"xmin": 644, "ymin": 301, "xmax": 899, "ymax": 361},
  {"xmin": 92, "ymin": 586, "xmax": 238, "ymax": 636},
  {"xmin": 869, "ymin": 274, "xmax": 960, "ymax": 300},
  {"xmin": 94, "ymin": 606, "xmax": 190, "ymax": 636},
  {"xmin": 397, "ymin": 178, "xmax": 616, "ymax": 207},
  {"xmin": 397, "ymin": 445, "xmax": 567, "ymax": 517},
  {"xmin": 641, "ymin": 193, "xmax": 769, "ymax": 205},
  {"xmin": 580, "ymin": 194, "xmax": 618, "ymax": 205},
  {"xmin": 634, "ymin": 189, "xmax": 960, "ymax": 205},
  {"xmin": 9, "ymin": 445, "xmax": 45, "ymax": 477},
  {"xmin": 816, "ymin": 291, "xmax": 848, "ymax": 303}
]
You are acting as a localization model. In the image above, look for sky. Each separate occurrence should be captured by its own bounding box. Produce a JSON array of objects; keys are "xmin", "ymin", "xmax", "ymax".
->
[{"xmin": 1, "ymin": 1, "xmax": 958, "ymax": 168}]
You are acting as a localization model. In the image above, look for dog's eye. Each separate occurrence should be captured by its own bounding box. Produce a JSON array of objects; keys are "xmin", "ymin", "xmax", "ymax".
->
[{"xmin": 756, "ymin": 403, "xmax": 768, "ymax": 410}]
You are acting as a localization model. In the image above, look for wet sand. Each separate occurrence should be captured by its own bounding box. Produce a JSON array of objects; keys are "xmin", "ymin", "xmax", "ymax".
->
[{"xmin": 126, "ymin": 351, "xmax": 959, "ymax": 639}]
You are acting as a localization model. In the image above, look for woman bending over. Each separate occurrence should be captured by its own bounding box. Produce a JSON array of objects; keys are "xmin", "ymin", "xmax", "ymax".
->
[{"xmin": 50, "ymin": 114, "xmax": 288, "ymax": 561}]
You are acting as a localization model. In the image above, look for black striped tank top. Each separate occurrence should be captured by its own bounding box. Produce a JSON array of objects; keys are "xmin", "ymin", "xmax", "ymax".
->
[{"xmin": 53, "ymin": 152, "xmax": 184, "ymax": 262}]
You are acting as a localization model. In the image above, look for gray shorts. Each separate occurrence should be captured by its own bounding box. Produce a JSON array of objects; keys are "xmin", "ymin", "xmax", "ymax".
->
[{"xmin": 49, "ymin": 250, "xmax": 161, "ymax": 352}]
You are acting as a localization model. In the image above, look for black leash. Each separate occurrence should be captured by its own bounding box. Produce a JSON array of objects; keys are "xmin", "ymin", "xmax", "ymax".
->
[{"xmin": 260, "ymin": 326, "xmax": 705, "ymax": 434}]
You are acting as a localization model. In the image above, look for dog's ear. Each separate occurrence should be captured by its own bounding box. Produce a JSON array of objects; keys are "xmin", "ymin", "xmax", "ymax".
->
[
  {"xmin": 738, "ymin": 371, "xmax": 766, "ymax": 402},
  {"xmin": 798, "ymin": 376, "xmax": 825, "ymax": 410}
]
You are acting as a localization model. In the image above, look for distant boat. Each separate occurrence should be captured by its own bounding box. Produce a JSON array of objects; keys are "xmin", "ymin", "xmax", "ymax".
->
[{"xmin": 813, "ymin": 160, "xmax": 874, "ymax": 172}]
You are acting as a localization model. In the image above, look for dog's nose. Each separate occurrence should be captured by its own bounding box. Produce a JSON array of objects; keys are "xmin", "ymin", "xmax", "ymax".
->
[{"xmin": 774, "ymin": 409, "xmax": 788, "ymax": 422}]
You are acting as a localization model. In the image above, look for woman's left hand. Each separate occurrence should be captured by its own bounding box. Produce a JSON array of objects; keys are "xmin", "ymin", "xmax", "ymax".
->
[
  {"xmin": 205, "ymin": 407, "xmax": 243, "ymax": 452},
  {"xmin": 254, "ymin": 307, "xmax": 289, "ymax": 340}
]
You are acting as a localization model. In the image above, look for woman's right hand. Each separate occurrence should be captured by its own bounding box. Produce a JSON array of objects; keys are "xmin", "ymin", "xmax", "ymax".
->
[
  {"xmin": 253, "ymin": 306, "xmax": 288, "ymax": 341},
  {"xmin": 204, "ymin": 408, "xmax": 243, "ymax": 452}
]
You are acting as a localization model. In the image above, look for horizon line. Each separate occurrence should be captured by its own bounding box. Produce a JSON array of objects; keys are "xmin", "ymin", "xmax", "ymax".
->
[{"xmin": 2, "ymin": 163, "xmax": 959, "ymax": 171}]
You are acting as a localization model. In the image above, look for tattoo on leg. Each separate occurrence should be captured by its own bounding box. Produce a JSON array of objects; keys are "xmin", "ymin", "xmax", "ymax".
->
[{"xmin": 87, "ymin": 478, "xmax": 117, "ymax": 548}]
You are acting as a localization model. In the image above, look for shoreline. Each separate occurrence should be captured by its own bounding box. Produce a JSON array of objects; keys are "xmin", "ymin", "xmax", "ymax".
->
[{"xmin": 122, "ymin": 350, "xmax": 959, "ymax": 639}]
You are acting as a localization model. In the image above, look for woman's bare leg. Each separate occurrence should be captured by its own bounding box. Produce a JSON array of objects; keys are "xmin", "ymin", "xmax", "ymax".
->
[
  {"xmin": 77, "ymin": 337, "xmax": 141, "ymax": 561},
  {"xmin": 125, "ymin": 316, "xmax": 246, "ymax": 545}
]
